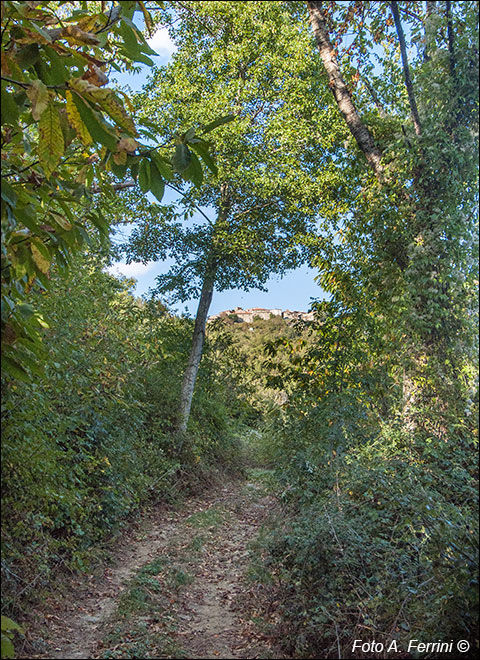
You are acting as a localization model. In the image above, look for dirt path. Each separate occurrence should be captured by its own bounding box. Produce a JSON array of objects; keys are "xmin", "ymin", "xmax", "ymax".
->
[{"xmin": 23, "ymin": 474, "xmax": 283, "ymax": 660}]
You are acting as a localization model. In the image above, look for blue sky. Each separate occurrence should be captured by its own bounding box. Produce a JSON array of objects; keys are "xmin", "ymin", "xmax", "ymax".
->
[{"xmin": 106, "ymin": 25, "xmax": 327, "ymax": 317}]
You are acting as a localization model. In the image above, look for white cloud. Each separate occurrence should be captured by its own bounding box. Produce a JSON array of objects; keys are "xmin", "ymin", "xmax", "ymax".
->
[
  {"xmin": 147, "ymin": 27, "xmax": 177, "ymax": 58},
  {"xmin": 106, "ymin": 261, "xmax": 155, "ymax": 279}
]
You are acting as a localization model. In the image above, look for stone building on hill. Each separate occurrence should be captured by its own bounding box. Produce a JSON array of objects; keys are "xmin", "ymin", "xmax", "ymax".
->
[{"xmin": 208, "ymin": 307, "xmax": 315, "ymax": 323}]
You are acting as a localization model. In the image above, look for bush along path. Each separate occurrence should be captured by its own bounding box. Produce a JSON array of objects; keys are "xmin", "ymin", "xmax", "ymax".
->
[{"xmin": 22, "ymin": 472, "xmax": 284, "ymax": 660}]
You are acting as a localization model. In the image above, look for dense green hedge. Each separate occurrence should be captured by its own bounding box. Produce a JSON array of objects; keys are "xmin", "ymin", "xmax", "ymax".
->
[
  {"xmin": 1, "ymin": 255, "xmax": 246, "ymax": 609},
  {"xmin": 262, "ymin": 424, "xmax": 478, "ymax": 657},
  {"xmin": 255, "ymin": 314, "xmax": 479, "ymax": 658}
]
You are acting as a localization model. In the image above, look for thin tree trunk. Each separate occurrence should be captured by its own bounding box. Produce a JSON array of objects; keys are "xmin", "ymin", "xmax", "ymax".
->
[
  {"xmin": 362, "ymin": 75, "xmax": 387, "ymax": 118},
  {"xmin": 176, "ymin": 184, "xmax": 231, "ymax": 439},
  {"xmin": 390, "ymin": 2, "xmax": 422, "ymax": 136},
  {"xmin": 306, "ymin": 1, "xmax": 384, "ymax": 179},
  {"xmin": 445, "ymin": 1, "xmax": 456, "ymax": 81},
  {"xmin": 176, "ymin": 259, "xmax": 217, "ymax": 437}
]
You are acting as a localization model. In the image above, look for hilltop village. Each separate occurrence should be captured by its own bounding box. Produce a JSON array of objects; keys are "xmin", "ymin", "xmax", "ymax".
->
[{"xmin": 208, "ymin": 306, "xmax": 315, "ymax": 323}]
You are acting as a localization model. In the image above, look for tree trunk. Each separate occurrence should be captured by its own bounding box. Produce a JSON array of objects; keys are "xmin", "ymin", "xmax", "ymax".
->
[
  {"xmin": 176, "ymin": 184, "xmax": 231, "ymax": 439},
  {"xmin": 306, "ymin": 1, "xmax": 384, "ymax": 179},
  {"xmin": 390, "ymin": 2, "xmax": 422, "ymax": 136},
  {"xmin": 176, "ymin": 259, "xmax": 217, "ymax": 437}
]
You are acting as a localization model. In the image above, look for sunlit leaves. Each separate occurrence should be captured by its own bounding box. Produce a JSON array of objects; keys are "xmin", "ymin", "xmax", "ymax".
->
[{"xmin": 1, "ymin": 1, "xmax": 164, "ymax": 382}]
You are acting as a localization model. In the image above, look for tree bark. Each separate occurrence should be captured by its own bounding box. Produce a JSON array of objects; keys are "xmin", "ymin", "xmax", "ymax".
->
[
  {"xmin": 390, "ymin": 2, "xmax": 422, "ymax": 136},
  {"xmin": 306, "ymin": 1, "xmax": 384, "ymax": 179},
  {"xmin": 176, "ymin": 258, "xmax": 217, "ymax": 437},
  {"xmin": 445, "ymin": 1, "xmax": 456, "ymax": 81},
  {"xmin": 175, "ymin": 184, "xmax": 231, "ymax": 438}
]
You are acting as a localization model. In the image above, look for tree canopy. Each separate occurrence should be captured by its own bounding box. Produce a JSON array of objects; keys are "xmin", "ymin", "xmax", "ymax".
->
[{"xmin": 1, "ymin": 3, "xmax": 478, "ymax": 658}]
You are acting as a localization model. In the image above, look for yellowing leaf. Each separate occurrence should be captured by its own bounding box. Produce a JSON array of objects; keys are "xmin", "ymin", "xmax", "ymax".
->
[
  {"xmin": 66, "ymin": 90, "xmax": 92, "ymax": 146},
  {"xmin": 27, "ymin": 79, "xmax": 49, "ymax": 121},
  {"xmin": 117, "ymin": 137, "xmax": 138, "ymax": 153},
  {"xmin": 76, "ymin": 13, "xmax": 104, "ymax": 33},
  {"xmin": 51, "ymin": 212, "xmax": 73, "ymax": 231},
  {"xmin": 30, "ymin": 239, "xmax": 51, "ymax": 273},
  {"xmin": 115, "ymin": 89, "xmax": 135, "ymax": 113},
  {"xmin": 38, "ymin": 98, "xmax": 64, "ymax": 177},
  {"xmin": 59, "ymin": 25, "xmax": 100, "ymax": 46},
  {"xmin": 137, "ymin": 1, "xmax": 153, "ymax": 35},
  {"xmin": 70, "ymin": 79, "xmax": 136, "ymax": 135},
  {"xmin": 70, "ymin": 78, "xmax": 108, "ymax": 98},
  {"xmin": 96, "ymin": 91, "xmax": 137, "ymax": 135},
  {"xmin": 113, "ymin": 150, "xmax": 127, "ymax": 165}
]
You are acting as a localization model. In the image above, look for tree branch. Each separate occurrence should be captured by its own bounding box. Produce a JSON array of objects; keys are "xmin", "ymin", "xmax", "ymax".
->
[
  {"xmin": 91, "ymin": 179, "xmax": 136, "ymax": 193},
  {"xmin": 306, "ymin": 1, "xmax": 384, "ymax": 179},
  {"xmin": 1, "ymin": 76, "xmax": 67, "ymax": 90},
  {"xmin": 361, "ymin": 75, "xmax": 387, "ymax": 118},
  {"xmin": 389, "ymin": 2, "xmax": 422, "ymax": 136},
  {"xmin": 445, "ymin": 1, "xmax": 456, "ymax": 80},
  {"xmin": 91, "ymin": 178, "xmax": 214, "ymax": 226},
  {"xmin": 166, "ymin": 182, "xmax": 214, "ymax": 226}
]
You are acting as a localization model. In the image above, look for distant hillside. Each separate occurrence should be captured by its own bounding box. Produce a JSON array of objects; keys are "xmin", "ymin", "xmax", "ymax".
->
[{"xmin": 209, "ymin": 306, "xmax": 315, "ymax": 323}]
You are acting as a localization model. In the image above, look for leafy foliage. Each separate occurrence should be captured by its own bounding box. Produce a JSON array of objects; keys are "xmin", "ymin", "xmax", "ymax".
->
[
  {"xmin": 0, "ymin": 3, "xmax": 478, "ymax": 658},
  {"xmin": 1, "ymin": 616, "xmax": 23, "ymax": 660},
  {"xmin": 1, "ymin": 252, "xmax": 247, "ymax": 611},
  {"xmin": 120, "ymin": 0, "xmax": 346, "ymax": 302},
  {"xmin": 242, "ymin": 1, "xmax": 479, "ymax": 656},
  {"xmin": 1, "ymin": 1, "xmax": 217, "ymax": 382}
]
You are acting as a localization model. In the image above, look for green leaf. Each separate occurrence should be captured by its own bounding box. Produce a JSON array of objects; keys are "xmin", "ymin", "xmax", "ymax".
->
[
  {"xmin": 183, "ymin": 151, "xmax": 203, "ymax": 187},
  {"xmin": 190, "ymin": 140, "xmax": 218, "ymax": 175},
  {"xmin": 172, "ymin": 144, "xmax": 191, "ymax": 172},
  {"xmin": 109, "ymin": 159, "xmax": 128, "ymax": 178},
  {"xmin": 71, "ymin": 92, "xmax": 118, "ymax": 152},
  {"xmin": 149, "ymin": 161, "xmax": 165, "ymax": 202},
  {"xmin": 1, "ymin": 634, "xmax": 15, "ymax": 660},
  {"xmin": 43, "ymin": 45, "xmax": 69, "ymax": 84},
  {"xmin": 150, "ymin": 153, "xmax": 173, "ymax": 180},
  {"xmin": 89, "ymin": 210, "xmax": 109, "ymax": 235},
  {"xmin": 14, "ymin": 205, "xmax": 39, "ymax": 234},
  {"xmin": 1, "ymin": 617, "xmax": 23, "ymax": 634},
  {"xmin": 124, "ymin": 51, "xmax": 154, "ymax": 67},
  {"xmin": 17, "ymin": 303, "xmax": 35, "ymax": 319},
  {"xmin": 1, "ymin": 83, "xmax": 19, "ymax": 126},
  {"xmin": 138, "ymin": 159, "xmax": 151, "ymax": 192},
  {"xmin": 1, "ymin": 181, "xmax": 17, "ymax": 207},
  {"xmin": 201, "ymin": 114, "xmax": 235, "ymax": 134},
  {"xmin": 1, "ymin": 356, "xmax": 32, "ymax": 383},
  {"xmin": 119, "ymin": 20, "xmax": 138, "ymax": 52}
]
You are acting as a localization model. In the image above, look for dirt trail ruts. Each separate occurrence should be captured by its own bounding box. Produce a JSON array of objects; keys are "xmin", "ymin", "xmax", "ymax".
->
[{"xmin": 23, "ymin": 477, "xmax": 283, "ymax": 660}]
